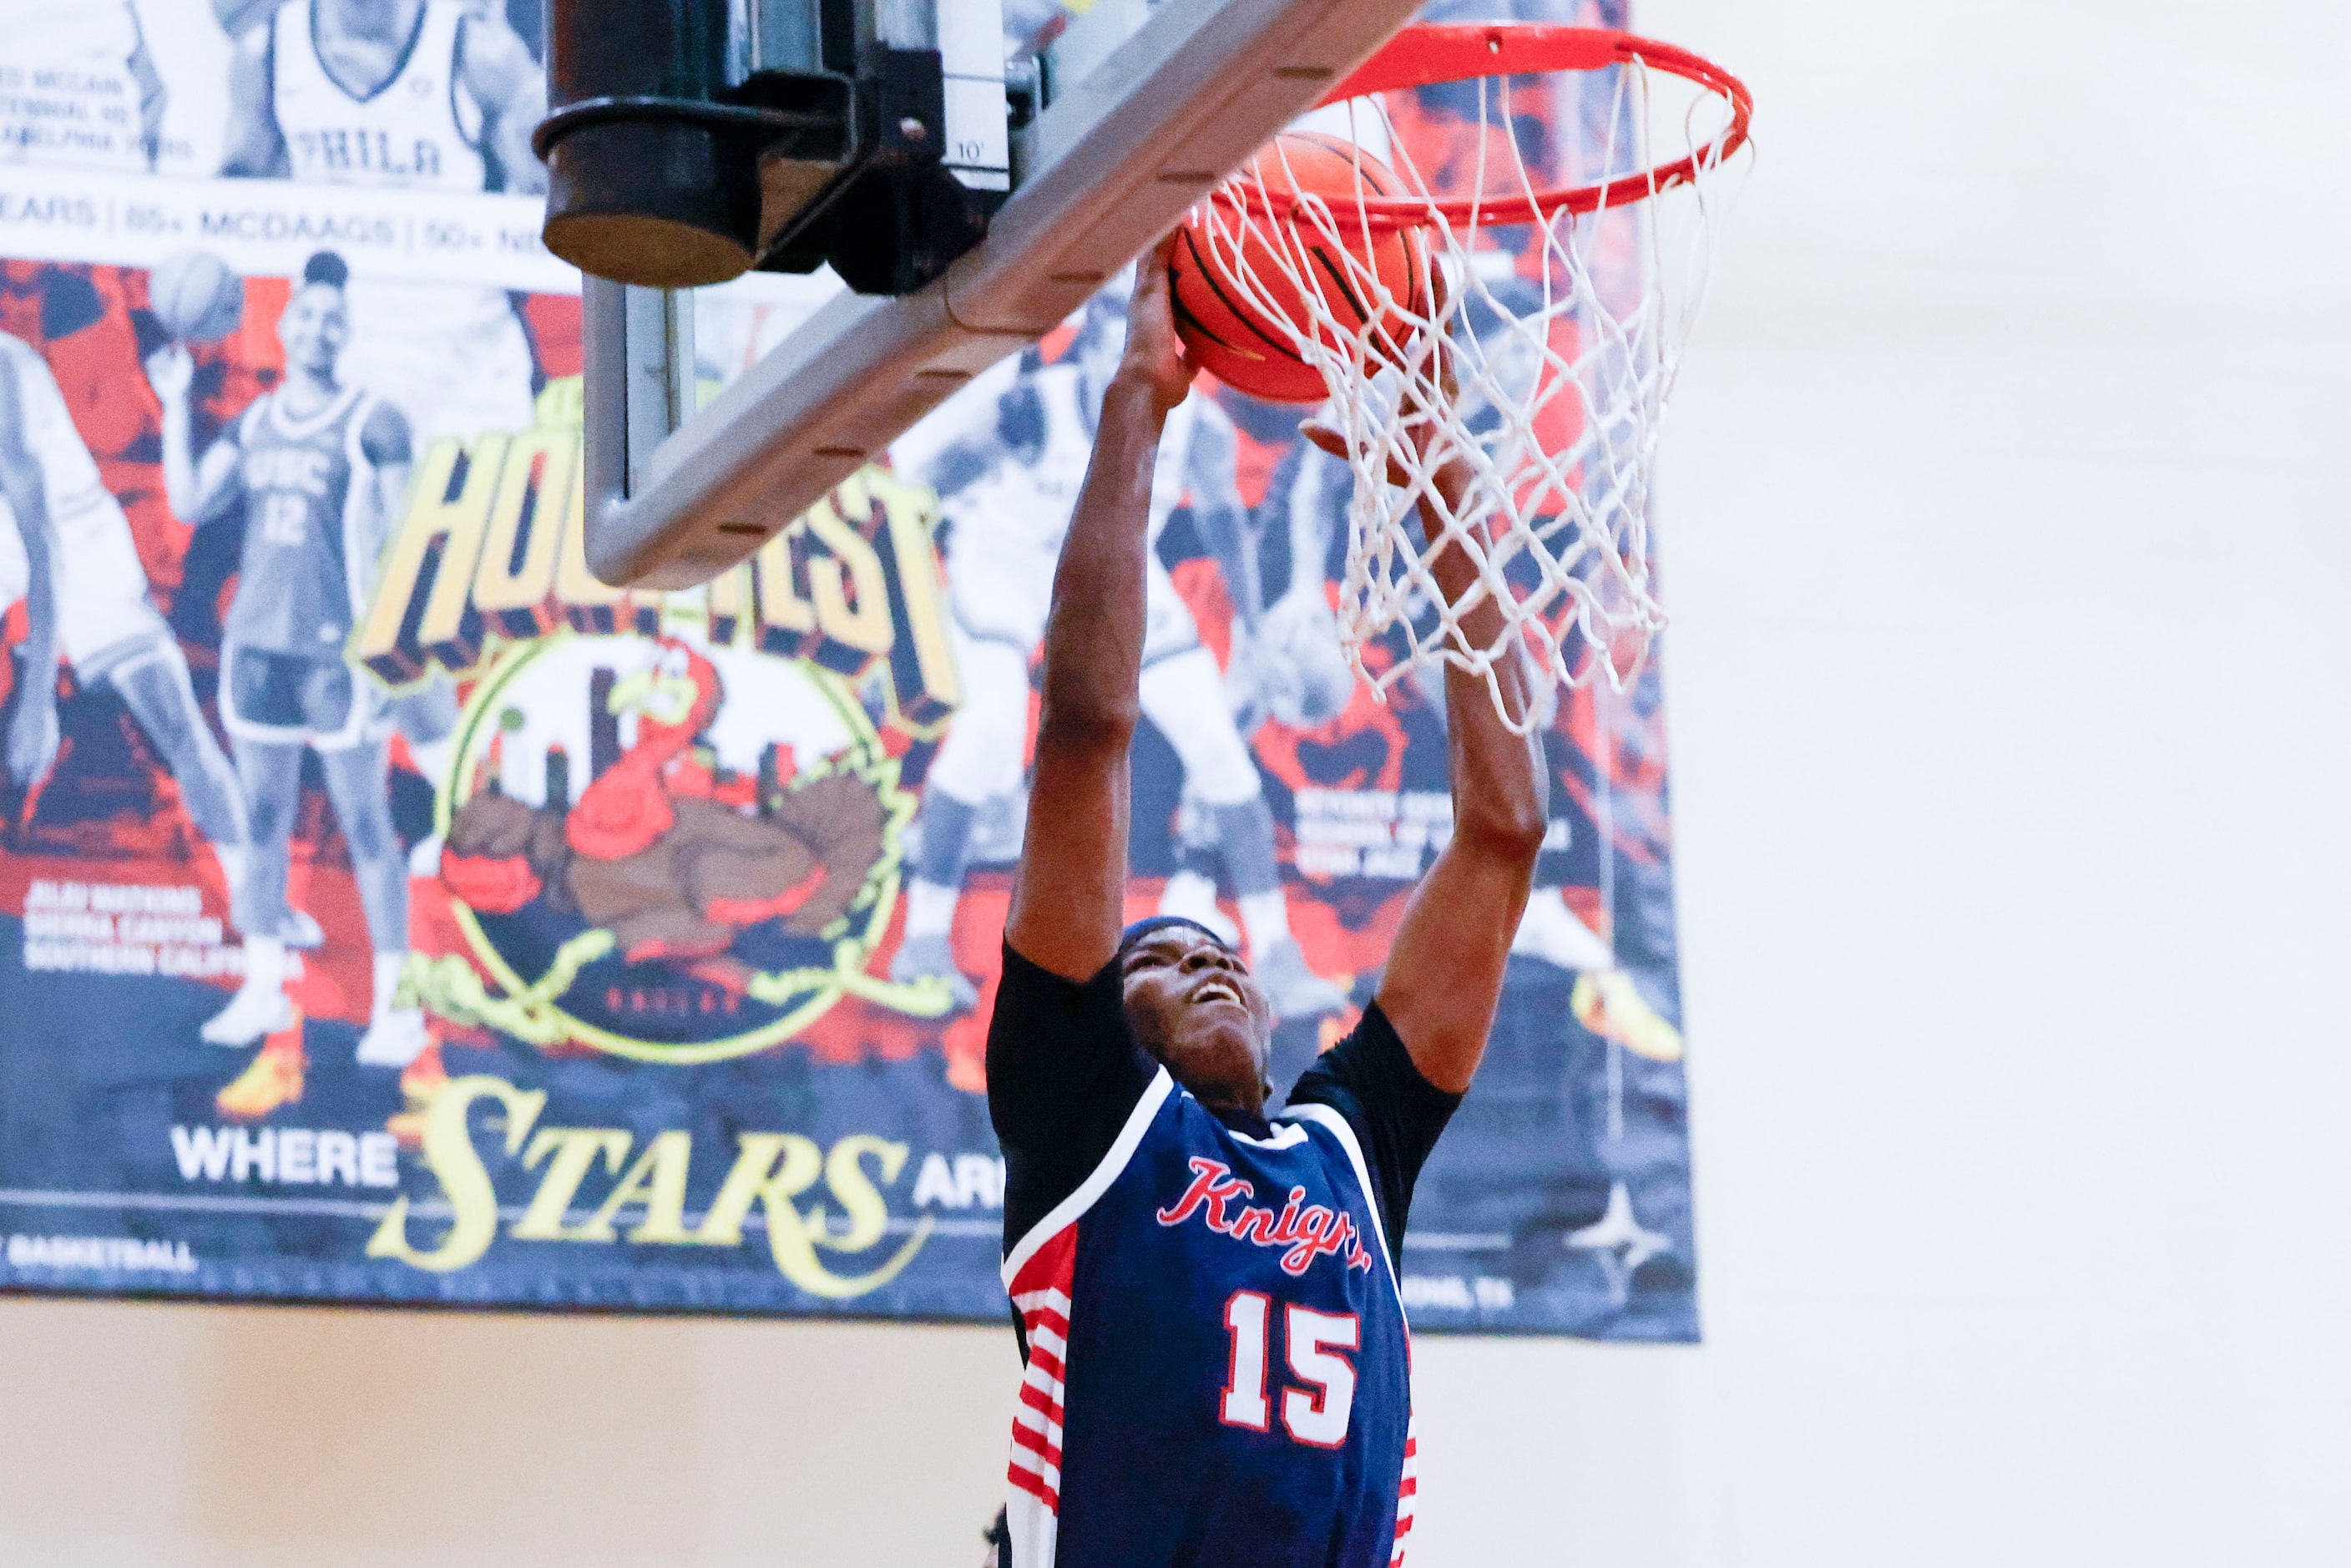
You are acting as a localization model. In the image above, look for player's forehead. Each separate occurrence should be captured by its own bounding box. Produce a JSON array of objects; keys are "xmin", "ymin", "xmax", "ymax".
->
[{"xmin": 1123, "ymin": 927, "xmax": 1244, "ymax": 969}]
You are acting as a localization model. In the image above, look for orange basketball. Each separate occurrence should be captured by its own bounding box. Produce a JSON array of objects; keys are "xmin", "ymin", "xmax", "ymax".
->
[{"xmin": 1170, "ymin": 132, "xmax": 1428, "ymax": 405}]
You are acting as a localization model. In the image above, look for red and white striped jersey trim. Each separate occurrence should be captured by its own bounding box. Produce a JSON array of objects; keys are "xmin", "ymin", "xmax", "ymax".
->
[
  {"xmin": 1001, "ymin": 1069, "xmax": 1174, "ymax": 1288},
  {"xmin": 1008, "ymin": 1229, "xmax": 1074, "ymax": 1529},
  {"xmin": 1001, "ymin": 1071, "xmax": 1174, "ymax": 1567},
  {"xmin": 1391, "ymin": 1414, "xmax": 1419, "ymax": 1566}
]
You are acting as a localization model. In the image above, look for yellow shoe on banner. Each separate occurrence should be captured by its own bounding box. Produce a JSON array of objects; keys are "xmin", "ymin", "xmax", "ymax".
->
[
  {"xmin": 1571, "ymin": 972, "xmax": 1686, "ymax": 1065},
  {"xmin": 215, "ymin": 1010, "xmax": 307, "ymax": 1121},
  {"xmin": 387, "ymin": 1040, "xmax": 448, "ymax": 1148}
]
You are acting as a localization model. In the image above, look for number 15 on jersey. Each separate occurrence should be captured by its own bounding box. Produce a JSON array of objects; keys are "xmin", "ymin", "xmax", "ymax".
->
[{"xmin": 1221, "ymin": 1292, "xmax": 1360, "ymax": 1447}]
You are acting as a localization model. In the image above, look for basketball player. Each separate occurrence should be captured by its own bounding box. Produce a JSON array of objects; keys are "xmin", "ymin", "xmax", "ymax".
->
[
  {"xmin": 219, "ymin": 0, "xmax": 544, "ymax": 443},
  {"xmin": 890, "ymin": 297, "xmax": 1345, "ymax": 1022},
  {"xmin": 145, "ymin": 252, "xmax": 427, "ymax": 1067},
  {"xmin": 0, "ymin": 330, "xmax": 251, "ymax": 894},
  {"xmin": 990, "ymin": 245, "xmax": 1545, "ymax": 1563}
]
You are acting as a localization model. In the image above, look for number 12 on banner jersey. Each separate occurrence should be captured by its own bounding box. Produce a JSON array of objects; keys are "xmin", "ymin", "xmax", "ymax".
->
[{"xmin": 1221, "ymin": 1292, "xmax": 1361, "ymax": 1446}]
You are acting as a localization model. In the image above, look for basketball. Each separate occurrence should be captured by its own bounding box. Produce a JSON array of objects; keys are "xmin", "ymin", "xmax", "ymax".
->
[
  {"xmin": 148, "ymin": 251, "xmax": 245, "ymax": 345},
  {"xmin": 1170, "ymin": 132, "xmax": 1428, "ymax": 405}
]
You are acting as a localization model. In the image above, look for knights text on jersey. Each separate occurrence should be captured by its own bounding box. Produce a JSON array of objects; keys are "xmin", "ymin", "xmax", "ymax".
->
[{"xmin": 1002, "ymin": 1070, "xmax": 1419, "ymax": 1568}]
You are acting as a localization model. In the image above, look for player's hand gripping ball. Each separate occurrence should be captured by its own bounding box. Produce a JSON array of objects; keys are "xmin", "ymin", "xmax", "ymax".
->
[
  {"xmin": 143, "ymin": 343, "xmax": 194, "ymax": 404},
  {"xmin": 147, "ymin": 250, "xmax": 245, "ymax": 345},
  {"xmin": 1123, "ymin": 235, "xmax": 1200, "ymax": 419},
  {"xmin": 1170, "ymin": 132, "xmax": 1429, "ymax": 405}
]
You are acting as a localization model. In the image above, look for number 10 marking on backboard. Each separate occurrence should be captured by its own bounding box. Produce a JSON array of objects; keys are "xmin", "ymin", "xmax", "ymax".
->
[{"xmin": 1221, "ymin": 1292, "xmax": 1360, "ymax": 1445}]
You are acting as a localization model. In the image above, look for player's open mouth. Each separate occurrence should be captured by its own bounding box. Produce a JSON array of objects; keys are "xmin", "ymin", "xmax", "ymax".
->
[{"xmin": 1191, "ymin": 979, "xmax": 1245, "ymax": 1009}]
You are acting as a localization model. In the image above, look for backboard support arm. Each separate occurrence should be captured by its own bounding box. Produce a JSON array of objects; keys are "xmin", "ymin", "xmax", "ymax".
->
[
  {"xmin": 581, "ymin": 0, "xmax": 1425, "ymax": 590},
  {"xmin": 583, "ymin": 279, "xmax": 700, "ymax": 497}
]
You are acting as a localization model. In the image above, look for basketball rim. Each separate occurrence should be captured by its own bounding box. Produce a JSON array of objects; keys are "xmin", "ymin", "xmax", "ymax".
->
[{"xmin": 1233, "ymin": 23, "xmax": 1754, "ymax": 232}]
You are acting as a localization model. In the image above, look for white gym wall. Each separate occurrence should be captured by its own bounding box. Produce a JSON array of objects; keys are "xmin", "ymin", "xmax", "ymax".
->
[{"xmin": 2, "ymin": 0, "xmax": 2344, "ymax": 1561}]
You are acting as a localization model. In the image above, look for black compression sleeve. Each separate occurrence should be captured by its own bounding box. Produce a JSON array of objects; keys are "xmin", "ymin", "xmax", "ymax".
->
[
  {"xmin": 988, "ymin": 941, "xmax": 1157, "ymax": 1257},
  {"xmin": 1283, "ymin": 1001, "xmax": 1462, "ymax": 1272}
]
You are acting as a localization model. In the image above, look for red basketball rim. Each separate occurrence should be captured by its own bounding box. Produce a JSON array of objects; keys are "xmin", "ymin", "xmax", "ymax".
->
[{"xmin": 1230, "ymin": 24, "xmax": 1752, "ymax": 231}]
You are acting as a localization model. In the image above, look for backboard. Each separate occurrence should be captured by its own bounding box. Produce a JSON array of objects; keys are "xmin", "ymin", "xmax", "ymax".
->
[{"xmin": 554, "ymin": 0, "xmax": 1426, "ymax": 590}]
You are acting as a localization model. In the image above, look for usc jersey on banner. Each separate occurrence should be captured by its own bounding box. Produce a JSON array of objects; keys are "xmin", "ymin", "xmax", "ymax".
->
[
  {"xmin": 1003, "ymin": 1073, "xmax": 1418, "ymax": 1567},
  {"xmin": 227, "ymin": 385, "xmax": 380, "ymax": 660}
]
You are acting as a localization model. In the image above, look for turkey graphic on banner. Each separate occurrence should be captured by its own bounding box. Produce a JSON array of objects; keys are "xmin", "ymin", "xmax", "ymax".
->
[{"xmin": 0, "ymin": 0, "xmax": 1696, "ymax": 1338}]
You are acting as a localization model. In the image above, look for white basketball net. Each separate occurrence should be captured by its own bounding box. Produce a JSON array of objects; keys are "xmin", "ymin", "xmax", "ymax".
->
[{"xmin": 1191, "ymin": 51, "xmax": 1747, "ymax": 732}]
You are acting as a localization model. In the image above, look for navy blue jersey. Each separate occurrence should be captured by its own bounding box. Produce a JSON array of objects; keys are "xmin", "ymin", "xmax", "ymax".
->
[{"xmin": 989, "ymin": 945, "xmax": 1460, "ymax": 1568}]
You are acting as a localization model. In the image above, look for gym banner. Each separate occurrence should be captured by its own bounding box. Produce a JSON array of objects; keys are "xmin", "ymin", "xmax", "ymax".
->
[{"xmin": 0, "ymin": 0, "xmax": 1695, "ymax": 1338}]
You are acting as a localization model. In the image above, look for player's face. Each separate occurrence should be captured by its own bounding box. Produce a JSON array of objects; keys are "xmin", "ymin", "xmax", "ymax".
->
[
  {"xmin": 277, "ymin": 285, "xmax": 348, "ymax": 374},
  {"xmin": 1120, "ymin": 928, "xmax": 1275, "ymax": 1112}
]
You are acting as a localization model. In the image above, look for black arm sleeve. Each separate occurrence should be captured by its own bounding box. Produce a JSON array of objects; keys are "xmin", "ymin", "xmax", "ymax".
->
[
  {"xmin": 987, "ymin": 941, "xmax": 1157, "ymax": 1258},
  {"xmin": 1283, "ymin": 1001, "xmax": 1462, "ymax": 1273}
]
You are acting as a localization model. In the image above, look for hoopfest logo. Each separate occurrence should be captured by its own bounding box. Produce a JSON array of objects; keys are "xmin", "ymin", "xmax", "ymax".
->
[
  {"xmin": 356, "ymin": 381, "xmax": 965, "ymax": 1063},
  {"xmin": 1155, "ymin": 1157, "xmax": 1377, "ymax": 1276}
]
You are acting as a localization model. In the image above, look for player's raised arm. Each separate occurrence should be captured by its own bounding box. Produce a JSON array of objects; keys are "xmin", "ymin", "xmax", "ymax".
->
[
  {"xmin": 0, "ymin": 352, "xmax": 61, "ymax": 789},
  {"xmin": 1319, "ymin": 385, "xmax": 1550, "ymax": 1095},
  {"xmin": 145, "ymin": 346, "xmax": 245, "ymax": 525},
  {"xmin": 1003, "ymin": 242, "xmax": 1196, "ymax": 982},
  {"xmin": 220, "ymin": 23, "xmax": 287, "ymax": 179}
]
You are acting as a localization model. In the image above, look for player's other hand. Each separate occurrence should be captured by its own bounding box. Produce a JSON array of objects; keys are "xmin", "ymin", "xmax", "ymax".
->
[
  {"xmin": 1301, "ymin": 255, "xmax": 1470, "ymax": 538},
  {"xmin": 1300, "ymin": 416, "xmax": 1449, "ymax": 494},
  {"xmin": 1125, "ymin": 234, "xmax": 1198, "ymax": 419},
  {"xmin": 144, "ymin": 344, "xmax": 194, "ymax": 402},
  {"xmin": 1297, "ymin": 415, "xmax": 1368, "ymax": 473},
  {"xmin": 1301, "ymin": 253, "xmax": 1462, "ymax": 480},
  {"xmin": 7, "ymin": 689, "xmax": 59, "ymax": 790}
]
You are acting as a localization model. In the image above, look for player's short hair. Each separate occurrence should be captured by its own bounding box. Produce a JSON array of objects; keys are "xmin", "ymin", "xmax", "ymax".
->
[
  {"xmin": 1116, "ymin": 915, "xmax": 1236, "ymax": 959},
  {"xmin": 301, "ymin": 251, "xmax": 350, "ymax": 292}
]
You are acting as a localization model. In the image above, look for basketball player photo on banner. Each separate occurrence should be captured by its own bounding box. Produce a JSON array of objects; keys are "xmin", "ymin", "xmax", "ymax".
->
[{"xmin": 0, "ymin": 0, "xmax": 1699, "ymax": 1341}]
